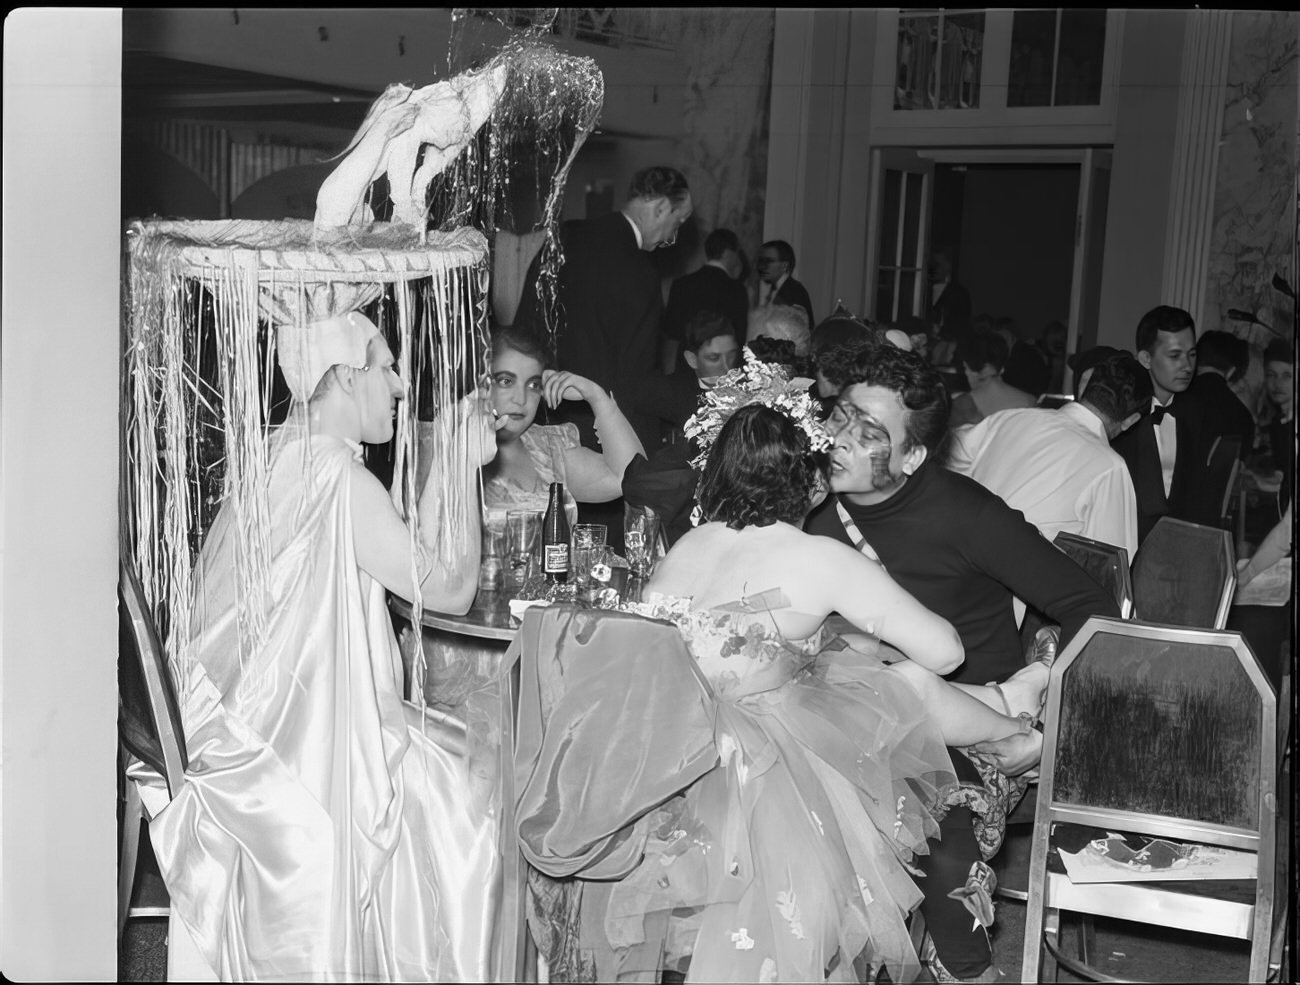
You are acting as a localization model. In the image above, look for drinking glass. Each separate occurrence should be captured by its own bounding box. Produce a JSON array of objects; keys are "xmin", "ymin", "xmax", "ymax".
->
[
  {"xmin": 505, "ymin": 510, "xmax": 542, "ymax": 592},
  {"xmin": 571, "ymin": 523, "xmax": 608, "ymax": 590},
  {"xmin": 478, "ymin": 513, "xmax": 507, "ymax": 592},
  {"xmin": 624, "ymin": 504, "xmax": 661, "ymax": 578}
]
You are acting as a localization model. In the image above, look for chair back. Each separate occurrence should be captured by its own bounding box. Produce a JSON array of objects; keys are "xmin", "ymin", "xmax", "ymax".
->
[
  {"xmin": 1053, "ymin": 531, "xmax": 1133, "ymax": 619},
  {"xmin": 1025, "ymin": 616, "xmax": 1278, "ymax": 981},
  {"xmin": 1043, "ymin": 617, "xmax": 1275, "ymax": 840},
  {"xmin": 1131, "ymin": 517, "xmax": 1235, "ymax": 629},
  {"xmin": 119, "ymin": 557, "xmax": 188, "ymax": 799}
]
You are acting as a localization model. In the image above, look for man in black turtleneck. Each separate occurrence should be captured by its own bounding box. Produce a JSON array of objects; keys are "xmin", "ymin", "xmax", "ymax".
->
[{"xmin": 804, "ymin": 341, "xmax": 1117, "ymax": 983}]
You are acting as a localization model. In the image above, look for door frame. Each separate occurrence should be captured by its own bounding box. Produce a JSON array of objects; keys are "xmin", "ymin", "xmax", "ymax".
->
[{"xmin": 866, "ymin": 145, "xmax": 1112, "ymax": 389}]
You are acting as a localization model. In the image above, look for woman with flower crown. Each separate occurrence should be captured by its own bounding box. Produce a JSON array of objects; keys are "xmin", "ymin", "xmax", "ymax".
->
[{"xmin": 520, "ymin": 353, "xmax": 1047, "ymax": 983}]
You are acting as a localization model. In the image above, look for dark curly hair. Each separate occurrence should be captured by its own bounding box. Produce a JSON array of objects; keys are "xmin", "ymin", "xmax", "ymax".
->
[
  {"xmin": 696, "ymin": 404, "xmax": 817, "ymax": 530},
  {"xmin": 819, "ymin": 341, "xmax": 950, "ymax": 453}
]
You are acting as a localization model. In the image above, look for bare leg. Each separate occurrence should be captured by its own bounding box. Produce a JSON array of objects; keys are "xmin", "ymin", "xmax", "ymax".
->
[
  {"xmin": 948, "ymin": 661, "xmax": 1049, "ymax": 719},
  {"xmin": 888, "ymin": 660, "xmax": 1030, "ymax": 747}
]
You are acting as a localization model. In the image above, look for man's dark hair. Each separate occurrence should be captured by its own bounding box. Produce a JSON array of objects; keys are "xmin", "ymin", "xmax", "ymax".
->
[
  {"xmin": 956, "ymin": 329, "xmax": 1011, "ymax": 374},
  {"xmin": 1264, "ymin": 337, "xmax": 1295, "ymax": 366},
  {"xmin": 703, "ymin": 228, "xmax": 740, "ymax": 260},
  {"xmin": 628, "ymin": 166, "xmax": 690, "ymax": 205},
  {"xmin": 822, "ymin": 342, "xmax": 950, "ymax": 453},
  {"xmin": 1080, "ymin": 353, "xmax": 1153, "ymax": 423},
  {"xmin": 761, "ymin": 239, "xmax": 796, "ymax": 270},
  {"xmin": 1135, "ymin": 305, "xmax": 1195, "ymax": 353},
  {"xmin": 697, "ymin": 404, "xmax": 817, "ymax": 529},
  {"xmin": 1194, "ymin": 330, "xmax": 1248, "ymax": 376},
  {"xmin": 811, "ymin": 316, "xmax": 875, "ymax": 361},
  {"xmin": 682, "ymin": 309, "xmax": 736, "ymax": 354}
]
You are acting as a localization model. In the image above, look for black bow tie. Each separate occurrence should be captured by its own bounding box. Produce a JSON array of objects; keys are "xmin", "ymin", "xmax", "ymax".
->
[{"xmin": 1151, "ymin": 403, "xmax": 1176, "ymax": 424}]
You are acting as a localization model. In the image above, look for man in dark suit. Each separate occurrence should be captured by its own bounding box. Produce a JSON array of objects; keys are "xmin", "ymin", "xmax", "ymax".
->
[
  {"xmin": 660, "ymin": 227, "xmax": 749, "ymax": 373},
  {"xmin": 1181, "ymin": 329, "xmax": 1255, "ymax": 479},
  {"xmin": 1112, "ymin": 304, "xmax": 1206, "ymax": 542},
  {"xmin": 516, "ymin": 165, "xmax": 693, "ymax": 452},
  {"xmin": 756, "ymin": 239, "xmax": 814, "ymax": 329},
  {"xmin": 625, "ymin": 310, "xmax": 740, "ymax": 448}
]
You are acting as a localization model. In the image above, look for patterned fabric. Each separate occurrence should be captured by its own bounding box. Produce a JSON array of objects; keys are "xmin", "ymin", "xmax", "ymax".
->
[
  {"xmin": 483, "ymin": 422, "xmax": 580, "ymax": 526},
  {"xmin": 515, "ymin": 597, "xmax": 963, "ymax": 982}
]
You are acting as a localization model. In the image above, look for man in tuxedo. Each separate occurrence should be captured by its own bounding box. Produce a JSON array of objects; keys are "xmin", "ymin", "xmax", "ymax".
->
[
  {"xmin": 515, "ymin": 165, "xmax": 693, "ymax": 452},
  {"xmin": 756, "ymin": 239, "xmax": 814, "ymax": 329},
  {"xmin": 1112, "ymin": 305, "xmax": 1205, "ymax": 541},
  {"xmin": 660, "ymin": 227, "xmax": 749, "ymax": 373}
]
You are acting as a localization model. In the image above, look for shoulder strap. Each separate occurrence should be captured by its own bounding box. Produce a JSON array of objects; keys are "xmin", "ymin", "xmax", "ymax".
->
[{"xmin": 835, "ymin": 499, "xmax": 884, "ymax": 568}]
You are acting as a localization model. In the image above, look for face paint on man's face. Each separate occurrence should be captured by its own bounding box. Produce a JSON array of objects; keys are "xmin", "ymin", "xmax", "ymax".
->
[{"xmin": 825, "ymin": 384, "xmax": 916, "ymax": 505}]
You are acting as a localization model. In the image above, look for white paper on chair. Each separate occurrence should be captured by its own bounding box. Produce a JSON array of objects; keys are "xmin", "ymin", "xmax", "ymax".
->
[
  {"xmin": 1059, "ymin": 833, "xmax": 1257, "ymax": 883},
  {"xmin": 1233, "ymin": 557, "xmax": 1292, "ymax": 607}
]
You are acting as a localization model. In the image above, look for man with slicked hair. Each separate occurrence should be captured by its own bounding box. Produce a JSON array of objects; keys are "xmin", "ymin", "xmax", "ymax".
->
[
  {"xmin": 756, "ymin": 238, "xmax": 814, "ymax": 330},
  {"xmin": 517, "ymin": 165, "xmax": 693, "ymax": 453}
]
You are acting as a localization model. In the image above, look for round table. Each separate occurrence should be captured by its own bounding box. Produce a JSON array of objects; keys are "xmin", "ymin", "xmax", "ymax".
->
[{"xmin": 389, "ymin": 590, "xmax": 520, "ymax": 707}]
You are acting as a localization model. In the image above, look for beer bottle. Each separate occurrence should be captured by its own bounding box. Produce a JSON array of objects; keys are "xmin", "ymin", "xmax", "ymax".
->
[{"xmin": 542, "ymin": 482, "xmax": 570, "ymax": 583}]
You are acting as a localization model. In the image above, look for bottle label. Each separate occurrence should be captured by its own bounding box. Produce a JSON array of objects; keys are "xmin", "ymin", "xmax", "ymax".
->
[{"xmin": 543, "ymin": 543, "xmax": 570, "ymax": 574}]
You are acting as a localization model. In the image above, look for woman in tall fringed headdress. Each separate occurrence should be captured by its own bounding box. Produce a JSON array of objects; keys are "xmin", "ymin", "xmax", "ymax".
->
[
  {"xmin": 125, "ymin": 35, "xmax": 607, "ymax": 981},
  {"xmin": 137, "ymin": 296, "xmax": 510, "ymax": 981}
]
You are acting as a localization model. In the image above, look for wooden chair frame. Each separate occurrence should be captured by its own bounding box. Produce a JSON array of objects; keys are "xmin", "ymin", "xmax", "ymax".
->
[{"xmin": 1022, "ymin": 616, "xmax": 1278, "ymax": 982}]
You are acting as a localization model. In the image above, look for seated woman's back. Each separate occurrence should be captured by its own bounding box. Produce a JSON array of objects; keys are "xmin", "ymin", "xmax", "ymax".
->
[{"xmin": 650, "ymin": 520, "xmax": 837, "ymax": 642}]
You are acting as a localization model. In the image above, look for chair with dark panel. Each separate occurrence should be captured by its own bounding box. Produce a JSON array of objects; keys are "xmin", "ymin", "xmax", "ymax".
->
[
  {"xmin": 1021, "ymin": 616, "xmax": 1278, "ymax": 982},
  {"xmin": 1054, "ymin": 531, "xmax": 1132, "ymax": 619},
  {"xmin": 1131, "ymin": 516, "xmax": 1236, "ymax": 629}
]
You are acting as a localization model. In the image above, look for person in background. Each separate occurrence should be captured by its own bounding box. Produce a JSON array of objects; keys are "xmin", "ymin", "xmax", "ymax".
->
[
  {"xmin": 949, "ymin": 328, "xmax": 1037, "ymax": 428},
  {"xmin": 747, "ymin": 302, "xmax": 811, "ymax": 366},
  {"xmin": 625, "ymin": 310, "xmax": 740, "ymax": 447},
  {"xmin": 514, "ymin": 165, "xmax": 693, "ymax": 453},
  {"xmin": 1040, "ymin": 320, "xmax": 1069, "ymax": 394},
  {"xmin": 949, "ymin": 349, "xmax": 1150, "ymax": 578},
  {"xmin": 1181, "ymin": 329, "xmax": 1255, "ymax": 464},
  {"xmin": 1068, "ymin": 344, "xmax": 1127, "ymax": 399},
  {"xmin": 927, "ymin": 247, "xmax": 971, "ymax": 345},
  {"xmin": 659, "ymin": 227, "xmax": 749, "ymax": 374},
  {"xmin": 997, "ymin": 315, "xmax": 1051, "ymax": 397},
  {"xmin": 755, "ymin": 239, "xmax": 815, "ymax": 329},
  {"xmin": 1112, "ymin": 304, "xmax": 1203, "ymax": 542}
]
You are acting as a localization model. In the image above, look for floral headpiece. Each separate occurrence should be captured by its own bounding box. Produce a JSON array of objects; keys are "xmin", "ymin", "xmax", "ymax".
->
[{"xmin": 682, "ymin": 347, "xmax": 830, "ymax": 473}]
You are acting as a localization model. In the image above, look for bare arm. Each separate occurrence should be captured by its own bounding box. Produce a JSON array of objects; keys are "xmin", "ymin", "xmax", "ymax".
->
[
  {"xmin": 544, "ymin": 369, "xmax": 647, "ymax": 502},
  {"xmin": 814, "ymin": 538, "xmax": 965, "ymax": 674},
  {"xmin": 352, "ymin": 395, "xmax": 500, "ymax": 614}
]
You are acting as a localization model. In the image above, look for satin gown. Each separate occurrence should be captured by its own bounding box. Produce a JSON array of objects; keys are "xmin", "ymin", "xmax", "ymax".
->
[
  {"xmin": 515, "ymin": 593, "xmax": 960, "ymax": 983},
  {"xmin": 138, "ymin": 431, "xmax": 503, "ymax": 982}
]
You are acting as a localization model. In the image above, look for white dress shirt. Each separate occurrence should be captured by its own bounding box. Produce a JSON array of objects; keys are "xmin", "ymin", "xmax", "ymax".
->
[
  {"xmin": 761, "ymin": 272, "xmax": 790, "ymax": 306},
  {"xmin": 949, "ymin": 402, "xmax": 1140, "ymax": 623},
  {"xmin": 1151, "ymin": 396, "xmax": 1178, "ymax": 497}
]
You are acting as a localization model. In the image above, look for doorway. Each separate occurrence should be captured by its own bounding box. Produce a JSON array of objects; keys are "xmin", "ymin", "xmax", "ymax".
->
[
  {"xmin": 934, "ymin": 162, "xmax": 1077, "ymax": 345},
  {"xmin": 864, "ymin": 147, "xmax": 1112, "ymax": 391}
]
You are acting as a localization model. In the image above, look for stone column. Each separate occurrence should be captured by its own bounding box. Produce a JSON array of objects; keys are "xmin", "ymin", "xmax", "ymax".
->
[{"xmin": 1161, "ymin": 9, "xmax": 1233, "ymax": 329}]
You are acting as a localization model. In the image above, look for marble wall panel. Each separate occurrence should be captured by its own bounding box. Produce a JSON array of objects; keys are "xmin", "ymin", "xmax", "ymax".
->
[{"xmin": 1204, "ymin": 11, "xmax": 1298, "ymax": 415}]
